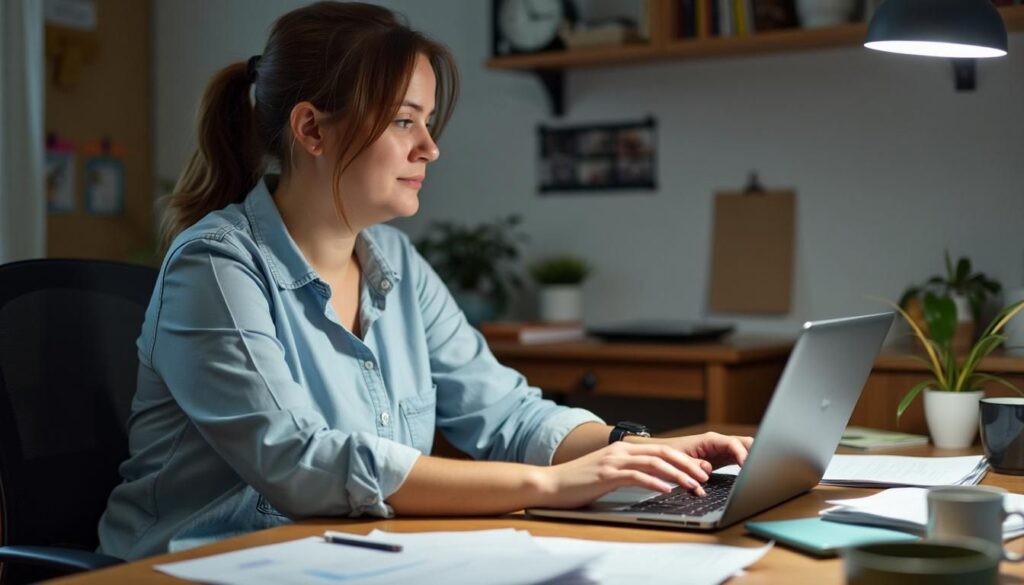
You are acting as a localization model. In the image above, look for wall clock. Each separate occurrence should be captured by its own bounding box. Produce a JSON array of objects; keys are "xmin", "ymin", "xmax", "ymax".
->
[{"xmin": 493, "ymin": 0, "xmax": 576, "ymax": 55}]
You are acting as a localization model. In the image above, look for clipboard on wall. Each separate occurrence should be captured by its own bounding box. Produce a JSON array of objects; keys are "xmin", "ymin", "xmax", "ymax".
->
[{"xmin": 708, "ymin": 174, "xmax": 796, "ymax": 314}]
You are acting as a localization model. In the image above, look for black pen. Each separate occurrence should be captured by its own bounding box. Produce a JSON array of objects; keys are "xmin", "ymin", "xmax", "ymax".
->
[{"xmin": 322, "ymin": 530, "xmax": 403, "ymax": 552}]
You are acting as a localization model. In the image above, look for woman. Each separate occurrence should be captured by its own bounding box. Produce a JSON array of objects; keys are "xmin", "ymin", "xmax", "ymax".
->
[{"xmin": 98, "ymin": 1, "xmax": 753, "ymax": 560}]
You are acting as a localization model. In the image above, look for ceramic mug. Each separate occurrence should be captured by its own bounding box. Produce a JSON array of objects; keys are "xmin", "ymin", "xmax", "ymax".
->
[
  {"xmin": 844, "ymin": 539, "xmax": 1001, "ymax": 585},
  {"xmin": 927, "ymin": 485, "xmax": 1024, "ymax": 561}
]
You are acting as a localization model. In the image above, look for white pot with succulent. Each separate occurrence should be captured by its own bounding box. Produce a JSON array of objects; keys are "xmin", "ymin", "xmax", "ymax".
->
[{"xmin": 530, "ymin": 256, "xmax": 591, "ymax": 322}]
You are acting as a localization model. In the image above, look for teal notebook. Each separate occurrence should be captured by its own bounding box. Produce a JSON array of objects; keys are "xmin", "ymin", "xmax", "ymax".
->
[{"xmin": 746, "ymin": 517, "xmax": 919, "ymax": 558}]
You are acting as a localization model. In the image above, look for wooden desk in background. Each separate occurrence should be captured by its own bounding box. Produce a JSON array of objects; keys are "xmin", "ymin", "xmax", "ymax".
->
[
  {"xmin": 490, "ymin": 338, "xmax": 1024, "ymax": 435},
  {"xmin": 854, "ymin": 347, "xmax": 1024, "ymax": 435},
  {"xmin": 51, "ymin": 424, "xmax": 1024, "ymax": 585},
  {"xmin": 487, "ymin": 337, "xmax": 793, "ymax": 425}
]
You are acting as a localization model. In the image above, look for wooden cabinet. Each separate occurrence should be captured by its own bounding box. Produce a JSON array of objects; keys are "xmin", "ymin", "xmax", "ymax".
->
[
  {"xmin": 489, "ymin": 337, "xmax": 792, "ymax": 424},
  {"xmin": 490, "ymin": 339, "xmax": 1024, "ymax": 437},
  {"xmin": 852, "ymin": 349, "xmax": 1024, "ymax": 436}
]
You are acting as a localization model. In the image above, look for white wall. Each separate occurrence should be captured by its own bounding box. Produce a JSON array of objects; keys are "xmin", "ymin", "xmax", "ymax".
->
[{"xmin": 154, "ymin": 0, "xmax": 1024, "ymax": 336}]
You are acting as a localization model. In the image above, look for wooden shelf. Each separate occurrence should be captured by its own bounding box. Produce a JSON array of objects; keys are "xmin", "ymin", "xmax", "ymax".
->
[
  {"xmin": 488, "ymin": 6, "xmax": 1024, "ymax": 71},
  {"xmin": 486, "ymin": 23, "xmax": 868, "ymax": 71},
  {"xmin": 486, "ymin": 4, "xmax": 1024, "ymax": 115}
]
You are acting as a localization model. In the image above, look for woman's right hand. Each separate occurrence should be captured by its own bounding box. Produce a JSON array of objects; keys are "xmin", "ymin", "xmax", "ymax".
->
[{"xmin": 532, "ymin": 441, "xmax": 712, "ymax": 510}]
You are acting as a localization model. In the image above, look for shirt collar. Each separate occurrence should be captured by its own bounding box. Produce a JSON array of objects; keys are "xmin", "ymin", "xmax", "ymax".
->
[{"xmin": 245, "ymin": 176, "xmax": 401, "ymax": 295}]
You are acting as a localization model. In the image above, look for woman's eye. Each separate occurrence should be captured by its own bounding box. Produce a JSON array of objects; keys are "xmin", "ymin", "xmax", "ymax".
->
[{"xmin": 395, "ymin": 119, "xmax": 414, "ymax": 129}]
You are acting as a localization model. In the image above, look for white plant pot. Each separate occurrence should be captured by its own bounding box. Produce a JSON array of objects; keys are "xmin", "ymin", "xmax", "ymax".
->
[
  {"xmin": 538, "ymin": 285, "xmax": 582, "ymax": 322},
  {"xmin": 923, "ymin": 389, "xmax": 985, "ymax": 449},
  {"xmin": 796, "ymin": 0, "xmax": 856, "ymax": 27}
]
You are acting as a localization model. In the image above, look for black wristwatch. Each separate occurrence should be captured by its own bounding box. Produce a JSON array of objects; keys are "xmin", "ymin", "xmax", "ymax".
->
[{"xmin": 609, "ymin": 421, "xmax": 651, "ymax": 444}]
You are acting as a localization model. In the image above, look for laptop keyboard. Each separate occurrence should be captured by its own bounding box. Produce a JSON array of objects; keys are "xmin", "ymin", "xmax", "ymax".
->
[{"xmin": 626, "ymin": 473, "xmax": 736, "ymax": 516}]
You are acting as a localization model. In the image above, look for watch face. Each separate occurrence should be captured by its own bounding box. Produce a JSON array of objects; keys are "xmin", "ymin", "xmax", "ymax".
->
[{"xmin": 498, "ymin": 0, "xmax": 563, "ymax": 52}]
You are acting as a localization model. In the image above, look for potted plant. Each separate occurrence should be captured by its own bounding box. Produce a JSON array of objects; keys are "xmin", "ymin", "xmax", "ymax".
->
[
  {"xmin": 899, "ymin": 251, "xmax": 1002, "ymax": 351},
  {"xmin": 529, "ymin": 255, "xmax": 591, "ymax": 322},
  {"xmin": 414, "ymin": 215, "xmax": 526, "ymax": 325},
  {"xmin": 889, "ymin": 294, "xmax": 1024, "ymax": 448}
]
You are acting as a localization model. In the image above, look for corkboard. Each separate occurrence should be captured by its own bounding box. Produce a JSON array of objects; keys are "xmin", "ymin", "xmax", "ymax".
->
[
  {"xmin": 45, "ymin": 0, "xmax": 153, "ymax": 262},
  {"xmin": 708, "ymin": 189, "xmax": 796, "ymax": 314}
]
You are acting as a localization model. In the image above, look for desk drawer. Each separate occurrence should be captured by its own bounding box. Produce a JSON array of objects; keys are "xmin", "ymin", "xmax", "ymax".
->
[{"xmin": 502, "ymin": 359, "xmax": 705, "ymax": 399}]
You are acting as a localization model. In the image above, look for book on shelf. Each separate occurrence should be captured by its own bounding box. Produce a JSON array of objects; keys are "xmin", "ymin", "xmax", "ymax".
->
[
  {"xmin": 680, "ymin": 0, "xmax": 797, "ymax": 40},
  {"xmin": 838, "ymin": 426, "xmax": 929, "ymax": 450},
  {"xmin": 479, "ymin": 321, "xmax": 586, "ymax": 345}
]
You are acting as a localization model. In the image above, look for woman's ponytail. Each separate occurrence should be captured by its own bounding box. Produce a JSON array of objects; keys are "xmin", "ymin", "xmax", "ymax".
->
[{"xmin": 160, "ymin": 61, "xmax": 261, "ymax": 250}]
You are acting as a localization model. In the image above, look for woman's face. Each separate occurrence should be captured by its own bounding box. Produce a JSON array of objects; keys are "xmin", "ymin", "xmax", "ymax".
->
[{"xmin": 335, "ymin": 54, "xmax": 439, "ymax": 230}]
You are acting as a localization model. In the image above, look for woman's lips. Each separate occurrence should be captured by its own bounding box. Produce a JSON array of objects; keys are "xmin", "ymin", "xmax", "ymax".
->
[{"xmin": 398, "ymin": 176, "xmax": 424, "ymax": 189}]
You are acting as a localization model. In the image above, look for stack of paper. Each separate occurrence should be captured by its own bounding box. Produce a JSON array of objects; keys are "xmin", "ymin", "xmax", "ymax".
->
[
  {"xmin": 717, "ymin": 454, "xmax": 987, "ymax": 488},
  {"xmin": 155, "ymin": 528, "xmax": 772, "ymax": 585},
  {"xmin": 820, "ymin": 488, "xmax": 1024, "ymax": 540},
  {"xmin": 819, "ymin": 455, "xmax": 988, "ymax": 487}
]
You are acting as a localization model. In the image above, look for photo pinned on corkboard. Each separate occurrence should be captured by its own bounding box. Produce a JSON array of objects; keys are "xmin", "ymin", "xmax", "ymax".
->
[
  {"xmin": 45, "ymin": 134, "xmax": 76, "ymax": 214},
  {"xmin": 538, "ymin": 117, "xmax": 656, "ymax": 194},
  {"xmin": 82, "ymin": 137, "xmax": 127, "ymax": 216}
]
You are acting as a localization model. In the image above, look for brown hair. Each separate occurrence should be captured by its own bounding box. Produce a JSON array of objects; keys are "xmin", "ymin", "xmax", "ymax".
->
[{"xmin": 160, "ymin": 1, "xmax": 458, "ymax": 249}]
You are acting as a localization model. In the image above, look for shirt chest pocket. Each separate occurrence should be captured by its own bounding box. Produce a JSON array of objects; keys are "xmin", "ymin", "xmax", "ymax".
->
[{"xmin": 400, "ymin": 386, "xmax": 437, "ymax": 454}]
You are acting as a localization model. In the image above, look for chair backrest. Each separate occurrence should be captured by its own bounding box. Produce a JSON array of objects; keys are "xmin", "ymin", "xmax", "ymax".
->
[{"xmin": 0, "ymin": 259, "xmax": 157, "ymax": 553}]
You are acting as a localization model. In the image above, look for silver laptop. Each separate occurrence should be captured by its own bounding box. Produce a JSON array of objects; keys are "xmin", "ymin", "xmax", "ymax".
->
[{"xmin": 527, "ymin": 312, "xmax": 894, "ymax": 530}]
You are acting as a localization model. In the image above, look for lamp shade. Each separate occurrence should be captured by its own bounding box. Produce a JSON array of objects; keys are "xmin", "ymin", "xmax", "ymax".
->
[{"xmin": 864, "ymin": 0, "xmax": 1008, "ymax": 58}]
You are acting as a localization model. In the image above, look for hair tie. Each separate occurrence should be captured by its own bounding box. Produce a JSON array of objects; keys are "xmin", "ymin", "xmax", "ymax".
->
[{"xmin": 246, "ymin": 55, "xmax": 262, "ymax": 84}]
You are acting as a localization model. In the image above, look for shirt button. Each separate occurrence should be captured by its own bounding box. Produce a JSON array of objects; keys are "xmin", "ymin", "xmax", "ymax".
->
[
  {"xmin": 380, "ymin": 279, "xmax": 392, "ymax": 291},
  {"xmin": 363, "ymin": 360, "xmax": 375, "ymax": 370},
  {"xmin": 380, "ymin": 412, "xmax": 390, "ymax": 426}
]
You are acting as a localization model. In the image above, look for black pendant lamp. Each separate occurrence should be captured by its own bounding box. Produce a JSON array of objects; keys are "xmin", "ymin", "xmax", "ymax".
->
[{"xmin": 864, "ymin": 0, "xmax": 1008, "ymax": 59}]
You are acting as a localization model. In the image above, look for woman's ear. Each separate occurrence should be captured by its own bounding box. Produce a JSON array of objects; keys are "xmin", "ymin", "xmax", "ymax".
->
[{"xmin": 289, "ymin": 101, "xmax": 325, "ymax": 156}]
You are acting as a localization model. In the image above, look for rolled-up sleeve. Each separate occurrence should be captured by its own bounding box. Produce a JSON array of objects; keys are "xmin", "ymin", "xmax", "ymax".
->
[
  {"xmin": 149, "ymin": 238, "xmax": 420, "ymax": 518},
  {"xmin": 410, "ymin": 245, "xmax": 604, "ymax": 465}
]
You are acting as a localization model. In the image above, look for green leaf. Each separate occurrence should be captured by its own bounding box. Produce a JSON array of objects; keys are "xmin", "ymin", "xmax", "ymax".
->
[
  {"xmin": 955, "ymin": 257, "xmax": 971, "ymax": 288},
  {"xmin": 984, "ymin": 300, "xmax": 1024, "ymax": 338},
  {"xmin": 897, "ymin": 381, "xmax": 932, "ymax": 425},
  {"xmin": 969, "ymin": 372, "xmax": 1024, "ymax": 396},
  {"xmin": 922, "ymin": 292, "xmax": 956, "ymax": 347},
  {"xmin": 955, "ymin": 334, "xmax": 1005, "ymax": 391},
  {"xmin": 944, "ymin": 250, "xmax": 954, "ymax": 282}
]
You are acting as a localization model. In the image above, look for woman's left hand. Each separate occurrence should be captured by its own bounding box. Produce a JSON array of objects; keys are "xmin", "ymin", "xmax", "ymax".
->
[{"xmin": 637, "ymin": 432, "xmax": 754, "ymax": 473}]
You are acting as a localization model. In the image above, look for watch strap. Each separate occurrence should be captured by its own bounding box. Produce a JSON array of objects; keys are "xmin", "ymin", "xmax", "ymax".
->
[{"xmin": 609, "ymin": 421, "xmax": 651, "ymax": 444}]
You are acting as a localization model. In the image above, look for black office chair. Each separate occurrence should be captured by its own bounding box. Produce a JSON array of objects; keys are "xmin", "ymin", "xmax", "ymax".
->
[{"xmin": 0, "ymin": 259, "xmax": 158, "ymax": 583}]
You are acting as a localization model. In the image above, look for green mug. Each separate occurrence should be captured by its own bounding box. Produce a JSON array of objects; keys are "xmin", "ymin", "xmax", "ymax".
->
[{"xmin": 843, "ymin": 538, "xmax": 1001, "ymax": 585}]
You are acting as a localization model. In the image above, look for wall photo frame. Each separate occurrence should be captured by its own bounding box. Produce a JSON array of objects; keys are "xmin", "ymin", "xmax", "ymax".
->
[
  {"xmin": 84, "ymin": 156, "xmax": 124, "ymax": 215},
  {"xmin": 45, "ymin": 136, "xmax": 76, "ymax": 214},
  {"xmin": 538, "ymin": 117, "xmax": 656, "ymax": 194},
  {"xmin": 82, "ymin": 138, "xmax": 126, "ymax": 215}
]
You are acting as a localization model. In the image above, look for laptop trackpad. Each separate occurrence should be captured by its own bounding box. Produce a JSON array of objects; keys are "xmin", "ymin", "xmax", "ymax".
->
[{"xmin": 592, "ymin": 486, "xmax": 671, "ymax": 510}]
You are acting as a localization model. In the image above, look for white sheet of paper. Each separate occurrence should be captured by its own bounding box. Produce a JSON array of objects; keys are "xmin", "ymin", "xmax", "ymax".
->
[
  {"xmin": 716, "ymin": 454, "xmax": 986, "ymax": 487},
  {"xmin": 820, "ymin": 455, "xmax": 986, "ymax": 487},
  {"xmin": 532, "ymin": 537, "xmax": 773, "ymax": 585},
  {"xmin": 822, "ymin": 487, "xmax": 1024, "ymax": 539},
  {"xmin": 154, "ymin": 534, "xmax": 594, "ymax": 585}
]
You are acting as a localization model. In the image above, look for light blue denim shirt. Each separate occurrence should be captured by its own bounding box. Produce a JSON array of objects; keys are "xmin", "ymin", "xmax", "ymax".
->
[{"xmin": 97, "ymin": 176, "xmax": 602, "ymax": 560}]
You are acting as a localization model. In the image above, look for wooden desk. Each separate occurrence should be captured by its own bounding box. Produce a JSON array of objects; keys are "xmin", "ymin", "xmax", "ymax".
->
[
  {"xmin": 853, "ymin": 348, "xmax": 1024, "ymax": 435},
  {"xmin": 491, "ymin": 338, "xmax": 1024, "ymax": 436},
  {"xmin": 488, "ymin": 338, "xmax": 792, "ymax": 424},
  {"xmin": 50, "ymin": 424, "xmax": 1024, "ymax": 584}
]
